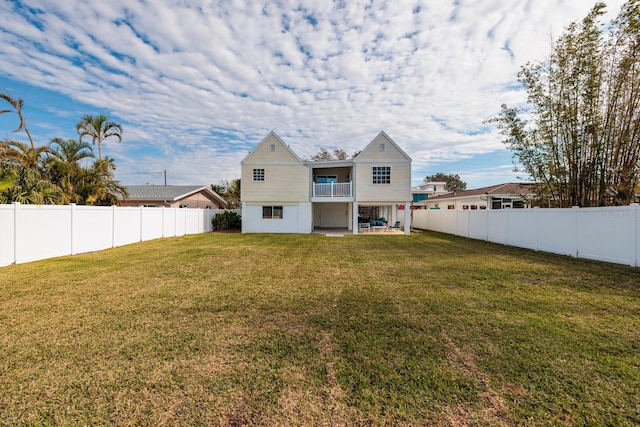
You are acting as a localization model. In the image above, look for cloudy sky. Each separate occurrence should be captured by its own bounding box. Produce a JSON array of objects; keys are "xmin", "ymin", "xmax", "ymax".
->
[{"xmin": 0, "ymin": 0, "xmax": 626, "ymax": 188}]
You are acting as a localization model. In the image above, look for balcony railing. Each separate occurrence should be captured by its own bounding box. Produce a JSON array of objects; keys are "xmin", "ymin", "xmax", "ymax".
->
[{"xmin": 313, "ymin": 182, "xmax": 352, "ymax": 198}]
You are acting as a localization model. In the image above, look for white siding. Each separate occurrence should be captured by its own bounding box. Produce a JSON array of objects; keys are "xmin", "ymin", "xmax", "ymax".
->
[
  {"xmin": 354, "ymin": 161, "xmax": 411, "ymax": 202},
  {"xmin": 242, "ymin": 203, "xmax": 312, "ymax": 233},
  {"xmin": 242, "ymin": 164, "xmax": 310, "ymax": 202}
]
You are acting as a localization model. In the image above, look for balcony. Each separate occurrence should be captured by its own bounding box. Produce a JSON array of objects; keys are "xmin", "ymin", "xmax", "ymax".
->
[{"xmin": 313, "ymin": 182, "xmax": 352, "ymax": 198}]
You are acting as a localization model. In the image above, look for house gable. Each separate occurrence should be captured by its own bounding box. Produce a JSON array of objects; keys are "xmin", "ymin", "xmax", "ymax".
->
[
  {"xmin": 353, "ymin": 131, "xmax": 412, "ymax": 202},
  {"xmin": 241, "ymin": 131, "xmax": 310, "ymax": 203},
  {"xmin": 353, "ymin": 131, "xmax": 412, "ymax": 163},
  {"xmin": 242, "ymin": 131, "xmax": 303, "ymax": 165}
]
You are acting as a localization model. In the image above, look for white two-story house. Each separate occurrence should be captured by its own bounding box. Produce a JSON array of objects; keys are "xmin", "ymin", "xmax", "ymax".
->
[{"xmin": 241, "ymin": 131, "xmax": 412, "ymax": 234}]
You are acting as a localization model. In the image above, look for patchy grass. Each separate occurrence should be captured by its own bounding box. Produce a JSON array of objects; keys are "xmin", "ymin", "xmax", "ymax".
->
[{"xmin": 1, "ymin": 232, "xmax": 639, "ymax": 425}]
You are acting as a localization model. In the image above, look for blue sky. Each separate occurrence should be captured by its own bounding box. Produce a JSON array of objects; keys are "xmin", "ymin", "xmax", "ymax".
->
[{"xmin": 0, "ymin": 0, "xmax": 626, "ymax": 188}]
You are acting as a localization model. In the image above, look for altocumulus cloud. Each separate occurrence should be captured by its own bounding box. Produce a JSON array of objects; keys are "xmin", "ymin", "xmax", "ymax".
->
[{"xmin": 0, "ymin": 0, "xmax": 626, "ymax": 185}]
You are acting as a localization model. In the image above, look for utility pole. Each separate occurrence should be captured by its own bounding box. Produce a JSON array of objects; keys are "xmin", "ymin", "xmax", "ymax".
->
[{"xmin": 164, "ymin": 170, "xmax": 167, "ymax": 186}]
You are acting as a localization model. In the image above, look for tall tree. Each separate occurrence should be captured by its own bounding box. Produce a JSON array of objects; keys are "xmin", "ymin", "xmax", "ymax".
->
[
  {"xmin": 0, "ymin": 92, "xmax": 35, "ymax": 149},
  {"xmin": 78, "ymin": 157, "xmax": 128, "ymax": 206},
  {"xmin": 1, "ymin": 140, "xmax": 50, "ymax": 170},
  {"xmin": 489, "ymin": 1, "xmax": 640, "ymax": 207},
  {"xmin": 211, "ymin": 178, "xmax": 241, "ymax": 208},
  {"xmin": 424, "ymin": 172, "xmax": 467, "ymax": 192},
  {"xmin": 76, "ymin": 114, "xmax": 122, "ymax": 161},
  {"xmin": 47, "ymin": 138, "xmax": 94, "ymax": 204}
]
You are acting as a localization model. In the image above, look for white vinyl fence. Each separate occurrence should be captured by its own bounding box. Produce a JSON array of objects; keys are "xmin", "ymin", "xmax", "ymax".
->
[
  {"xmin": 411, "ymin": 204, "xmax": 640, "ymax": 267},
  {"xmin": 0, "ymin": 204, "xmax": 232, "ymax": 267}
]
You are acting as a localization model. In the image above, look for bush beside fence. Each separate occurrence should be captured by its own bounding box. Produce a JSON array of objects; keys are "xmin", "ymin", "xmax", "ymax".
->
[
  {"xmin": 0, "ymin": 204, "xmax": 237, "ymax": 267},
  {"xmin": 411, "ymin": 204, "xmax": 640, "ymax": 267}
]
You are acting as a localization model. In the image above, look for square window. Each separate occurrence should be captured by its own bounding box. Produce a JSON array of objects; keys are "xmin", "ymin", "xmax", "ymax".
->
[
  {"xmin": 253, "ymin": 168, "xmax": 265, "ymax": 181},
  {"xmin": 372, "ymin": 166, "xmax": 391, "ymax": 184},
  {"xmin": 262, "ymin": 206, "xmax": 283, "ymax": 219}
]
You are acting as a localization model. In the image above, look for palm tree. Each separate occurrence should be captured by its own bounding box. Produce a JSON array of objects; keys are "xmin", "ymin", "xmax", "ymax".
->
[
  {"xmin": 76, "ymin": 114, "xmax": 122, "ymax": 161},
  {"xmin": 49, "ymin": 138, "xmax": 94, "ymax": 164},
  {"xmin": 0, "ymin": 160, "xmax": 62, "ymax": 204},
  {"xmin": 47, "ymin": 138, "xmax": 94, "ymax": 204},
  {"xmin": 0, "ymin": 92, "xmax": 35, "ymax": 149},
  {"xmin": 1, "ymin": 140, "xmax": 50, "ymax": 170},
  {"xmin": 78, "ymin": 157, "xmax": 128, "ymax": 206}
]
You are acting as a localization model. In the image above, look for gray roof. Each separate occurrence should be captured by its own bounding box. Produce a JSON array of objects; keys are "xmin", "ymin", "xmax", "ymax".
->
[
  {"xmin": 123, "ymin": 185, "xmax": 225, "ymax": 203},
  {"xmin": 425, "ymin": 183, "xmax": 536, "ymax": 201}
]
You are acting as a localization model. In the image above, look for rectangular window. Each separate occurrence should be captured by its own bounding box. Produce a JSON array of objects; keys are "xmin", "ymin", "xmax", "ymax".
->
[
  {"xmin": 269, "ymin": 144, "xmax": 275, "ymax": 152},
  {"xmin": 379, "ymin": 143, "xmax": 385, "ymax": 152},
  {"xmin": 253, "ymin": 168, "xmax": 265, "ymax": 181},
  {"xmin": 372, "ymin": 166, "xmax": 391, "ymax": 184},
  {"xmin": 262, "ymin": 206, "xmax": 283, "ymax": 219}
]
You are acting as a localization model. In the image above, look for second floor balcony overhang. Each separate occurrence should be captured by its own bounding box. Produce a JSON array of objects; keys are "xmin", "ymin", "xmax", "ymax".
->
[{"xmin": 312, "ymin": 182, "xmax": 353, "ymax": 200}]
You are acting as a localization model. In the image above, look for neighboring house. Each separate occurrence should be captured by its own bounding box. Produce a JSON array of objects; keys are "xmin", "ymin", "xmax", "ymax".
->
[
  {"xmin": 417, "ymin": 182, "xmax": 536, "ymax": 210},
  {"xmin": 241, "ymin": 131, "xmax": 412, "ymax": 234},
  {"xmin": 411, "ymin": 182, "xmax": 448, "ymax": 203},
  {"xmin": 121, "ymin": 185, "xmax": 226, "ymax": 209}
]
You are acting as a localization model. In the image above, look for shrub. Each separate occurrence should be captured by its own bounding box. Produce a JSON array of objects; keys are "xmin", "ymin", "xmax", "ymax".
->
[{"xmin": 211, "ymin": 210, "xmax": 241, "ymax": 231}]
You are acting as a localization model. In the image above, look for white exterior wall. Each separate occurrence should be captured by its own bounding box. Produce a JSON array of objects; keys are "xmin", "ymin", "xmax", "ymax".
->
[
  {"xmin": 314, "ymin": 202, "xmax": 350, "ymax": 228},
  {"xmin": 0, "ymin": 204, "xmax": 220, "ymax": 267},
  {"xmin": 242, "ymin": 203, "xmax": 311, "ymax": 233},
  {"xmin": 412, "ymin": 204, "xmax": 640, "ymax": 267}
]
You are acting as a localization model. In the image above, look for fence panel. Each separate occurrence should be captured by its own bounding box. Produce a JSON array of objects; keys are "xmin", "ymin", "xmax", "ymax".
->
[
  {"xmin": 175, "ymin": 209, "xmax": 187, "ymax": 236},
  {"xmin": 414, "ymin": 204, "xmax": 639, "ymax": 267},
  {"xmin": 506, "ymin": 209, "xmax": 537, "ymax": 250},
  {"xmin": 141, "ymin": 208, "xmax": 163, "ymax": 241},
  {"xmin": 185, "ymin": 209, "xmax": 200, "ymax": 235},
  {"xmin": 73, "ymin": 206, "xmax": 114, "ymax": 254},
  {"xmin": 0, "ymin": 204, "xmax": 238, "ymax": 267},
  {"xmin": 537, "ymin": 208, "xmax": 575, "ymax": 257},
  {"xmin": 16, "ymin": 205, "xmax": 72, "ymax": 264},
  {"xmin": 456, "ymin": 210, "xmax": 469, "ymax": 237},
  {"xmin": 577, "ymin": 206, "xmax": 636, "ymax": 265},
  {"xmin": 468, "ymin": 210, "xmax": 488, "ymax": 240},
  {"xmin": 487, "ymin": 210, "xmax": 507, "ymax": 244},
  {"xmin": 0, "ymin": 205, "xmax": 15, "ymax": 267}
]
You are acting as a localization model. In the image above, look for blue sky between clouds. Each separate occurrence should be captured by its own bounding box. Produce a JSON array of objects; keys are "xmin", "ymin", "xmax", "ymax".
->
[{"xmin": 0, "ymin": 0, "xmax": 626, "ymax": 187}]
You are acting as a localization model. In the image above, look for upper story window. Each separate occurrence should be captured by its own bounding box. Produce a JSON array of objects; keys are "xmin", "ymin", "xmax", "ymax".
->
[
  {"xmin": 252, "ymin": 168, "xmax": 265, "ymax": 181},
  {"xmin": 372, "ymin": 166, "xmax": 391, "ymax": 184},
  {"xmin": 379, "ymin": 143, "xmax": 385, "ymax": 152},
  {"xmin": 269, "ymin": 144, "xmax": 275, "ymax": 152}
]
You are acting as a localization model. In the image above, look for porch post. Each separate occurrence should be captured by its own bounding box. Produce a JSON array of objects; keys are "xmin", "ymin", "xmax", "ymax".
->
[
  {"xmin": 404, "ymin": 201, "xmax": 411, "ymax": 235},
  {"xmin": 353, "ymin": 201, "xmax": 359, "ymax": 234}
]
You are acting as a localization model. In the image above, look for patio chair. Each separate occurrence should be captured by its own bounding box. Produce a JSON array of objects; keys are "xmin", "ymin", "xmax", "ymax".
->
[
  {"xmin": 358, "ymin": 222, "xmax": 370, "ymax": 232},
  {"xmin": 390, "ymin": 221, "xmax": 401, "ymax": 231}
]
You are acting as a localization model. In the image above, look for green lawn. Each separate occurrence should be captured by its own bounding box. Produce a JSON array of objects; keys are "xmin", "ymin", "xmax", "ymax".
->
[{"xmin": 1, "ymin": 232, "xmax": 639, "ymax": 426}]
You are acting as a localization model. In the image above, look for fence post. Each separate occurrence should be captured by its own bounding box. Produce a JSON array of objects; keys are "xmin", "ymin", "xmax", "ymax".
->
[
  {"xmin": 632, "ymin": 203, "xmax": 639, "ymax": 267},
  {"xmin": 573, "ymin": 206, "xmax": 579, "ymax": 258},
  {"xmin": 505, "ymin": 208, "xmax": 510, "ymax": 245},
  {"xmin": 70, "ymin": 203, "xmax": 76, "ymax": 255},
  {"xmin": 161, "ymin": 207, "xmax": 165, "ymax": 238},
  {"xmin": 140, "ymin": 207, "xmax": 144, "ymax": 242},
  {"xmin": 485, "ymin": 208, "xmax": 489, "ymax": 241},
  {"xmin": 112, "ymin": 205, "xmax": 117, "ymax": 248},
  {"xmin": 534, "ymin": 207, "xmax": 540, "ymax": 251},
  {"xmin": 12, "ymin": 202, "xmax": 20, "ymax": 265}
]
